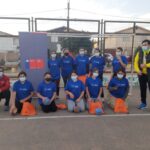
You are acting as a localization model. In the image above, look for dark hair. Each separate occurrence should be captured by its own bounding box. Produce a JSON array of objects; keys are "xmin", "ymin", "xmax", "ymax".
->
[
  {"xmin": 117, "ymin": 47, "xmax": 123, "ymax": 51},
  {"xmin": 117, "ymin": 68, "xmax": 126, "ymax": 75},
  {"xmin": 18, "ymin": 71, "xmax": 27, "ymax": 78},
  {"xmin": 44, "ymin": 72, "xmax": 51, "ymax": 77},
  {"xmin": 142, "ymin": 39, "xmax": 150, "ymax": 45}
]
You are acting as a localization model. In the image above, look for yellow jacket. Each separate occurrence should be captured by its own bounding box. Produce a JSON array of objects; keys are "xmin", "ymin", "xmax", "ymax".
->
[{"xmin": 134, "ymin": 50, "xmax": 150, "ymax": 74}]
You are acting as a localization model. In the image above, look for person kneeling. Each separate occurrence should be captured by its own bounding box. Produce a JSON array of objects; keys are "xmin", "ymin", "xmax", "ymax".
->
[
  {"xmin": 65, "ymin": 71, "xmax": 85, "ymax": 112},
  {"xmin": 10, "ymin": 71, "xmax": 34, "ymax": 115},
  {"xmin": 86, "ymin": 68, "xmax": 104, "ymax": 114},
  {"xmin": 107, "ymin": 69, "xmax": 129, "ymax": 113},
  {"xmin": 37, "ymin": 72, "xmax": 57, "ymax": 113}
]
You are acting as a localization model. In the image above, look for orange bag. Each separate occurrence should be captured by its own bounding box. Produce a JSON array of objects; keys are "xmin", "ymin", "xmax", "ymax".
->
[
  {"xmin": 78, "ymin": 75, "xmax": 87, "ymax": 84},
  {"xmin": 89, "ymin": 101, "xmax": 103, "ymax": 115},
  {"xmin": 56, "ymin": 104, "xmax": 67, "ymax": 110},
  {"xmin": 114, "ymin": 98, "xmax": 128, "ymax": 113},
  {"xmin": 21, "ymin": 102, "xmax": 37, "ymax": 116}
]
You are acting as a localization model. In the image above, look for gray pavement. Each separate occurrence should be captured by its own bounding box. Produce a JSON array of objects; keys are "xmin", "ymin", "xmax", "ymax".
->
[{"xmin": 0, "ymin": 87, "xmax": 149, "ymax": 150}]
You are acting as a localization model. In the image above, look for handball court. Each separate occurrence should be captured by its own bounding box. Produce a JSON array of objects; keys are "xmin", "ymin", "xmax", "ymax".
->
[{"xmin": 0, "ymin": 87, "xmax": 150, "ymax": 150}]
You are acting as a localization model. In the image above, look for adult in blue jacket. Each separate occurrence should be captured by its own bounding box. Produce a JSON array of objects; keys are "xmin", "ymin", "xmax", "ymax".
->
[
  {"xmin": 48, "ymin": 50, "xmax": 61, "ymax": 98},
  {"xmin": 61, "ymin": 48, "xmax": 75, "ymax": 86}
]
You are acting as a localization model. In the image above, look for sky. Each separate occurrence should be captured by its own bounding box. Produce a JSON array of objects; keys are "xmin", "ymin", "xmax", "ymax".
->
[{"xmin": 0, "ymin": 0, "xmax": 150, "ymax": 34}]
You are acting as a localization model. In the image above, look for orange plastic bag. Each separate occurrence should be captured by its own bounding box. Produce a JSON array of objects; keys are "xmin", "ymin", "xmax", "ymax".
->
[
  {"xmin": 56, "ymin": 104, "xmax": 67, "ymax": 110},
  {"xmin": 89, "ymin": 101, "xmax": 103, "ymax": 115},
  {"xmin": 21, "ymin": 102, "xmax": 37, "ymax": 116},
  {"xmin": 78, "ymin": 75, "xmax": 87, "ymax": 84},
  {"xmin": 114, "ymin": 98, "xmax": 128, "ymax": 113}
]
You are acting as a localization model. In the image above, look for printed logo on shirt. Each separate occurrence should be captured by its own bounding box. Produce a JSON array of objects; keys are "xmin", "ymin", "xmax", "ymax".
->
[
  {"xmin": 19, "ymin": 88, "xmax": 28, "ymax": 91},
  {"xmin": 91, "ymin": 83, "xmax": 99, "ymax": 87},
  {"xmin": 44, "ymin": 88, "xmax": 52, "ymax": 91}
]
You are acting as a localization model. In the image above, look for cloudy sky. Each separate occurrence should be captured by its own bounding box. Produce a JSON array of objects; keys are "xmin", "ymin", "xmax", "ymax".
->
[{"xmin": 0, "ymin": 0, "xmax": 150, "ymax": 34}]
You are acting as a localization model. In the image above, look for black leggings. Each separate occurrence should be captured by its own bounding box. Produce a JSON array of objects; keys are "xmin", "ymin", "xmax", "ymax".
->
[
  {"xmin": 40, "ymin": 101, "xmax": 57, "ymax": 113},
  {"xmin": 0, "ymin": 89, "xmax": 10, "ymax": 106},
  {"xmin": 15, "ymin": 100, "xmax": 31, "ymax": 113}
]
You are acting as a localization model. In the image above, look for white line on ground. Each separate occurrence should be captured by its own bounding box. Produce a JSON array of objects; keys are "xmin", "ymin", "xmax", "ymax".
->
[{"xmin": 0, "ymin": 113, "xmax": 150, "ymax": 121}]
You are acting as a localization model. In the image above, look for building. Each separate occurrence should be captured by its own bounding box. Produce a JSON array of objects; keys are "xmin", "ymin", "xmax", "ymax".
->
[{"xmin": 105, "ymin": 26, "xmax": 150, "ymax": 55}]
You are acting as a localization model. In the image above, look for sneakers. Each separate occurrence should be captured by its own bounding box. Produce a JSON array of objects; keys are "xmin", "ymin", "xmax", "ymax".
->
[{"xmin": 138, "ymin": 103, "xmax": 148, "ymax": 110}]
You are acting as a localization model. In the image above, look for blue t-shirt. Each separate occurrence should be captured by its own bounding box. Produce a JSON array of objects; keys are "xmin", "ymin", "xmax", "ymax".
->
[
  {"xmin": 37, "ymin": 81, "xmax": 56, "ymax": 104},
  {"xmin": 75, "ymin": 55, "xmax": 89, "ymax": 76},
  {"xmin": 65, "ymin": 79, "xmax": 85, "ymax": 101},
  {"xmin": 13, "ymin": 80, "xmax": 34, "ymax": 102},
  {"xmin": 112, "ymin": 56, "xmax": 128, "ymax": 73},
  {"xmin": 61, "ymin": 56, "xmax": 75, "ymax": 77},
  {"xmin": 90, "ymin": 56, "xmax": 105, "ymax": 74},
  {"xmin": 86, "ymin": 77, "xmax": 103, "ymax": 99},
  {"xmin": 108, "ymin": 77, "xmax": 129, "ymax": 98},
  {"xmin": 48, "ymin": 58, "xmax": 61, "ymax": 80}
]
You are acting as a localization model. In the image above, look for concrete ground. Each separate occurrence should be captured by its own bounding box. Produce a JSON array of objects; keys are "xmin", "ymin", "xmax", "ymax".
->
[{"xmin": 0, "ymin": 87, "xmax": 150, "ymax": 150}]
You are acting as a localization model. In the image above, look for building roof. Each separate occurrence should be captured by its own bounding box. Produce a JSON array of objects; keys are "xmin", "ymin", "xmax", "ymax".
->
[{"xmin": 115, "ymin": 25, "xmax": 150, "ymax": 34}]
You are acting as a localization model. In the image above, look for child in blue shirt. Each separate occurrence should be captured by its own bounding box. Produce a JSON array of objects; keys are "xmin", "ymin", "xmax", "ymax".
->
[
  {"xmin": 61, "ymin": 48, "xmax": 75, "ymax": 86},
  {"xmin": 65, "ymin": 71, "xmax": 85, "ymax": 112},
  {"xmin": 48, "ymin": 51, "xmax": 61, "ymax": 98},
  {"xmin": 10, "ymin": 71, "xmax": 34, "ymax": 114},
  {"xmin": 107, "ymin": 68, "xmax": 129, "ymax": 109},
  {"xmin": 37, "ymin": 72, "xmax": 57, "ymax": 113}
]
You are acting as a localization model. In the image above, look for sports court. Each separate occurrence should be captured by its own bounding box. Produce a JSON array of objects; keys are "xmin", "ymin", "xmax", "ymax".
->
[{"xmin": 0, "ymin": 87, "xmax": 149, "ymax": 150}]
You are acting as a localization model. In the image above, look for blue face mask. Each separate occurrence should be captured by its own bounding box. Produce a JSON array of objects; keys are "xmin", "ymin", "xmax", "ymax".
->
[{"xmin": 142, "ymin": 46, "xmax": 148, "ymax": 51}]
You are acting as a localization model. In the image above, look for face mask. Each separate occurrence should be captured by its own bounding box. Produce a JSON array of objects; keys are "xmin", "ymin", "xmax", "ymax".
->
[
  {"xmin": 142, "ymin": 46, "xmax": 148, "ymax": 51},
  {"xmin": 45, "ymin": 78, "xmax": 51, "ymax": 82},
  {"xmin": 51, "ymin": 54, "xmax": 56, "ymax": 58},
  {"xmin": 117, "ymin": 74, "xmax": 124, "ymax": 79},
  {"xmin": 95, "ymin": 53, "xmax": 100, "ymax": 56},
  {"xmin": 116, "ymin": 52, "xmax": 121, "ymax": 56},
  {"xmin": 0, "ymin": 72, "xmax": 3, "ymax": 77},
  {"xmin": 93, "ymin": 72, "xmax": 99, "ymax": 77},
  {"xmin": 71, "ymin": 76, "xmax": 78, "ymax": 82},
  {"xmin": 19, "ymin": 77, "xmax": 26, "ymax": 82},
  {"xmin": 79, "ymin": 51, "xmax": 84, "ymax": 55}
]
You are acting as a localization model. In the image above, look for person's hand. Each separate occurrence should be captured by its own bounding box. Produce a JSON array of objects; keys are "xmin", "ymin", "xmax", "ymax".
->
[
  {"xmin": 117, "ymin": 55, "xmax": 121, "ymax": 61},
  {"xmin": 20, "ymin": 99, "xmax": 26, "ymax": 103},
  {"xmin": 76, "ymin": 98, "xmax": 81, "ymax": 103},
  {"xmin": 96, "ymin": 97, "xmax": 101, "ymax": 101},
  {"xmin": 88, "ymin": 98, "xmax": 92, "ymax": 102},
  {"xmin": 10, "ymin": 105, "xmax": 17, "ymax": 115},
  {"xmin": 112, "ymin": 86, "xmax": 118, "ymax": 90},
  {"xmin": 140, "ymin": 64, "xmax": 146, "ymax": 69},
  {"xmin": 137, "ymin": 71, "xmax": 142, "ymax": 76},
  {"xmin": 69, "ymin": 92, "xmax": 74, "ymax": 99}
]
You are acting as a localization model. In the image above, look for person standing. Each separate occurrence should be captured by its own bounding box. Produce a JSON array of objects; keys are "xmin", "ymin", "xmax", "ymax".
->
[
  {"xmin": 112, "ymin": 47, "xmax": 128, "ymax": 76},
  {"xmin": 48, "ymin": 50, "xmax": 61, "ymax": 98},
  {"xmin": 134, "ymin": 39, "xmax": 150, "ymax": 109},
  {"xmin": 61, "ymin": 48, "xmax": 75, "ymax": 86}
]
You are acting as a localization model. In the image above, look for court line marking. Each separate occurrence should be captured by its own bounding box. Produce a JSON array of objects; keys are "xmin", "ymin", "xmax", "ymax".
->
[{"xmin": 0, "ymin": 113, "xmax": 150, "ymax": 121}]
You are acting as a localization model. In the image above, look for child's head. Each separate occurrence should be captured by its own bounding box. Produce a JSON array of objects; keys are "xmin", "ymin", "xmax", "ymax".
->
[{"xmin": 116, "ymin": 68, "xmax": 125, "ymax": 79}]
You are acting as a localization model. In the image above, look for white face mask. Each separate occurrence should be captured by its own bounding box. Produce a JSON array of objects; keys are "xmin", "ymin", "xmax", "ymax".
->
[
  {"xmin": 51, "ymin": 54, "xmax": 56, "ymax": 58},
  {"xmin": 95, "ymin": 52, "xmax": 100, "ymax": 56},
  {"xmin": 19, "ymin": 77, "xmax": 26, "ymax": 82},
  {"xmin": 117, "ymin": 74, "xmax": 123, "ymax": 79},
  {"xmin": 0, "ymin": 72, "xmax": 3, "ymax": 77},
  {"xmin": 93, "ymin": 72, "xmax": 99, "ymax": 77},
  {"xmin": 116, "ymin": 52, "xmax": 121, "ymax": 56},
  {"xmin": 142, "ymin": 46, "xmax": 148, "ymax": 51},
  {"xmin": 71, "ymin": 76, "xmax": 78, "ymax": 82},
  {"xmin": 79, "ymin": 51, "xmax": 84, "ymax": 55}
]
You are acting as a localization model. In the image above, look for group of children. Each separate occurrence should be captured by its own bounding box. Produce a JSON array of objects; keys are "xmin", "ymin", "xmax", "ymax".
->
[{"xmin": 7, "ymin": 47, "xmax": 129, "ymax": 115}]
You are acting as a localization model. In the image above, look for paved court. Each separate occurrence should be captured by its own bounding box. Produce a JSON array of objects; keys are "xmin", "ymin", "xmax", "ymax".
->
[{"xmin": 0, "ymin": 87, "xmax": 150, "ymax": 150}]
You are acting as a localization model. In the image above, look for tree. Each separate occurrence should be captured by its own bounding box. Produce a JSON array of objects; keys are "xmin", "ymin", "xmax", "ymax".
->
[{"xmin": 61, "ymin": 37, "xmax": 93, "ymax": 54}]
